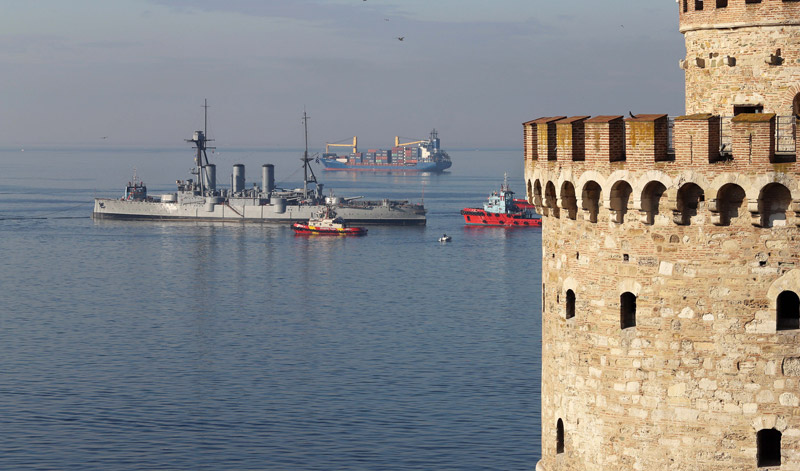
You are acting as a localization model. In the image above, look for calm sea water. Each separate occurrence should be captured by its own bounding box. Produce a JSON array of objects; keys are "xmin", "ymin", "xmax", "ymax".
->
[{"xmin": 0, "ymin": 147, "xmax": 542, "ymax": 470}]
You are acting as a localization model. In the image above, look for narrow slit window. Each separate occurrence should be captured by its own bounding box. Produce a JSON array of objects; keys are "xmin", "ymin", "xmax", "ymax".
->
[
  {"xmin": 556, "ymin": 419, "xmax": 565, "ymax": 454},
  {"xmin": 757, "ymin": 428, "xmax": 781, "ymax": 467},
  {"xmin": 620, "ymin": 292, "xmax": 637, "ymax": 329}
]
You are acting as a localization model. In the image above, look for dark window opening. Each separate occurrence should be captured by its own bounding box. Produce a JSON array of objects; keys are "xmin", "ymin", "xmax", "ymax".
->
[
  {"xmin": 683, "ymin": 0, "xmax": 688, "ymax": 12},
  {"xmin": 716, "ymin": 0, "xmax": 727, "ymax": 6},
  {"xmin": 746, "ymin": 0, "xmax": 762, "ymax": 3},
  {"xmin": 734, "ymin": 104, "xmax": 764, "ymax": 115},
  {"xmin": 566, "ymin": 290, "xmax": 575, "ymax": 320},
  {"xmin": 757, "ymin": 428, "xmax": 781, "ymax": 467},
  {"xmin": 556, "ymin": 419, "xmax": 565, "ymax": 454},
  {"xmin": 621, "ymin": 292, "xmax": 637, "ymax": 329},
  {"xmin": 695, "ymin": 0, "xmax": 704, "ymax": 10},
  {"xmin": 777, "ymin": 291, "xmax": 800, "ymax": 331}
]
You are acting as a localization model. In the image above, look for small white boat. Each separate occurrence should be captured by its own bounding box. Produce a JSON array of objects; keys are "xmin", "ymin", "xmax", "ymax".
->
[{"xmin": 438, "ymin": 234, "xmax": 452, "ymax": 242}]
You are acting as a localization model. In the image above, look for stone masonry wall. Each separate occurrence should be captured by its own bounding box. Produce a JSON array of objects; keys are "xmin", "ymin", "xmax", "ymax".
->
[
  {"xmin": 527, "ymin": 156, "xmax": 800, "ymax": 471},
  {"xmin": 684, "ymin": 26, "xmax": 800, "ymax": 115}
]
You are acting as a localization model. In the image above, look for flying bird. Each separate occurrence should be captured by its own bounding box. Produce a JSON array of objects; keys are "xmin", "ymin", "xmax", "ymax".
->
[{"xmin": 397, "ymin": 36, "xmax": 404, "ymax": 41}]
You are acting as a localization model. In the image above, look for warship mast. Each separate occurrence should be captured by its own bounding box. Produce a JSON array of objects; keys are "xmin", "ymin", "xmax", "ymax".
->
[
  {"xmin": 186, "ymin": 99, "xmax": 215, "ymax": 195},
  {"xmin": 300, "ymin": 110, "xmax": 317, "ymax": 200}
]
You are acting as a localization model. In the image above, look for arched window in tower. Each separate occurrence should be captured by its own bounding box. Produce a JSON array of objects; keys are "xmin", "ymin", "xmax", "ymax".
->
[
  {"xmin": 566, "ymin": 290, "xmax": 575, "ymax": 319},
  {"xmin": 533, "ymin": 180, "xmax": 544, "ymax": 210},
  {"xmin": 676, "ymin": 183, "xmax": 705, "ymax": 225},
  {"xmin": 641, "ymin": 181, "xmax": 667, "ymax": 225},
  {"xmin": 758, "ymin": 183, "xmax": 791, "ymax": 228},
  {"xmin": 777, "ymin": 290, "xmax": 800, "ymax": 331},
  {"xmin": 560, "ymin": 182, "xmax": 578, "ymax": 220},
  {"xmin": 610, "ymin": 181, "xmax": 633, "ymax": 224},
  {"xmin": 581, "ymin": 181, "xmax": 602, "ymax": 223},
  {"xmin": 556, "ymin": 419, "xmax": 565, "ymax": 454},
  {"xmin": 757, "ymin": 428, "xmax": 781, "ymax": 467},
  {"xmin": 716, "ymin": 184, "xmax": 746, "ymax": 226},
  {"xmin": 620, "ymin": 292, "xmax": 637, "ymax": 329},
  {"xmin": 545, "ymin": 181, "xmax": 560, "ymax": 219}
]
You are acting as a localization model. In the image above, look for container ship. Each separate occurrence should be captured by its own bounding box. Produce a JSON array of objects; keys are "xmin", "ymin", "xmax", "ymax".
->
[{"xmin": 320, "ymin": 129, "xmax": 452, "ymax": 172}]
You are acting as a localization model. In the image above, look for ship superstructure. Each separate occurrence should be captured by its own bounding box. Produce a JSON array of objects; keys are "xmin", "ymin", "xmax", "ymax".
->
[
  {"xmin": 320, "ymin": 129, "xmax": 452, "ymax": 172},
  {"xmin": 92, "ymin": 106, "xmax": 426, "ymax": 225}
]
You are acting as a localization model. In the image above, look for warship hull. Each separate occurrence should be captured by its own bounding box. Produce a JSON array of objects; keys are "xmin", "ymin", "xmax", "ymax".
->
[{"xmin": 92, "ymin": 198, "xmax": 426, "ymax": 225}]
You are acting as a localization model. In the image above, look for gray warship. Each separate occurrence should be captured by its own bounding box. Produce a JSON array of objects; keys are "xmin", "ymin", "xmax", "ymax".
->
[{"xmin": 92, "ymin": 109, "xmax": 426, "ymax": 225}]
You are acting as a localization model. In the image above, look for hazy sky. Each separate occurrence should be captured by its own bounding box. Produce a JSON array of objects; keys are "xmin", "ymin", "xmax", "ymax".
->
[{"xmin": 1, "ymin": 0, "xmax": 684, "ymax": 149}]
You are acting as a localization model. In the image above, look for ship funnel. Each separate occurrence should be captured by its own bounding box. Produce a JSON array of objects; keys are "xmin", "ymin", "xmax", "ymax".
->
[
  {"xmin": 233, "ymin": 164, "xmax": 245, "ymax": 193},
  {"xmin": 204, "ymin": 164, "xmax": 216, "ymax": 192},
  {"xmin": 262, "ymin": 164, "xmax": 275, "ymax": 193}
]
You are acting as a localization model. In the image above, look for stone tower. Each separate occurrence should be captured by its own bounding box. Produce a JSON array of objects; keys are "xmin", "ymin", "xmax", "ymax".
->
[
  {"xmin": 524, "ymin": 2, "xmax": 800, "ymax": 471},
  {"xmin": 680, "ymin": 0, "xmax": 800, "ymax": 116}
]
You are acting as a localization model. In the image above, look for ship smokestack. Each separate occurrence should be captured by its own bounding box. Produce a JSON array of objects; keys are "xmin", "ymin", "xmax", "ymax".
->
[
  {"xmin": 262, "ymin": 164, "xmax": 275, "ymax": 193},
  {"xmin": 205, "ymin": 164, "xmax": 216, "ymax": 192},
  {"xmin": 233, "ymin": 164, "xmax": 245, "ymax": 193}
]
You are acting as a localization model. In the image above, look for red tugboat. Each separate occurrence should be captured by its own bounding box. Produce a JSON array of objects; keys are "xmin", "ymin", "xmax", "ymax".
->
[
  {"xmin": 292, "ymin": 207, "xmax": 368, "ymax": 236},
  {"xmin": 461, "ymin": 175, "xmax": 542, "ymax": 227}
]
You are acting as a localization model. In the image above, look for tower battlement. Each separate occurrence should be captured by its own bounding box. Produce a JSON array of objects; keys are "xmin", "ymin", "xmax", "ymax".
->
[{"xmin": 525, "ymin": 112, "xmax": 799, "ymax": 230}]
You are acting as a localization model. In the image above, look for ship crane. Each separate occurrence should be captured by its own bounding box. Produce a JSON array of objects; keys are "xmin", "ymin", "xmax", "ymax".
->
[
  {"xmin": 395, "ymin": 136, "xmax": 428, "ymax": 147},
  {"xmin": 325, "ymin": 136, "xmax": 357, "ymax": 154}
]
